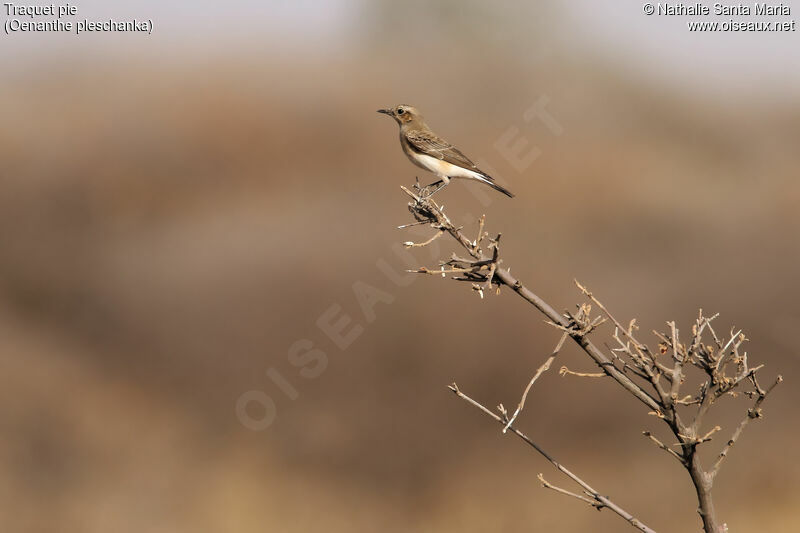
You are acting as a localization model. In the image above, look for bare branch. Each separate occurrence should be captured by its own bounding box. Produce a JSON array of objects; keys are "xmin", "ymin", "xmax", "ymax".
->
[
  {"xmin": 538, "ymin": 473, "xmax": 601, "ymax": 508},
  {"xmin": 403, "ymin": 229, "xmax": 444, "ymax": 248},
  {"xmin": 473, "ymin": 213, "xmax": 485, "ymax": 254},
  {"xmin": 449, "ymin": 383, "xmax": 657, "ymax": 533},
  {"xmin": 679, "ymin": 425, "xmax": 721, "ymax": 446},
  {"xmin": 502, "ymin": 331, "xmax": 569, "ymax": 433},
  {"xmin": 559, "ymin": 366, "xmax": 606, "ymax": 379},
  {"xmin": 710, "ymin": 375, "xmax": 783, "ymax": 479},
  {"xmin": 642, "ymin": 431, "xmax": 686, "ymax": 465},
  {"xmin": 400, "ymin": 187, "xmax": 663, "ymax": 415},
  {"xmin": 668, "ymin": 321, "xmax": 684, "ymax": 405}
]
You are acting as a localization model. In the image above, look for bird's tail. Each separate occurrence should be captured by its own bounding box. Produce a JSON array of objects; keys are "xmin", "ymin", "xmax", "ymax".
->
[{"xmin": 473, "ymin": 173, "xmax": 515, "ymax": 198}]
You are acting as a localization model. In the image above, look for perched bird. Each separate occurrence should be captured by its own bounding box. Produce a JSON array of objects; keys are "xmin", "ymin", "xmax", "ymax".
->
[{"xmin": 377, "ymin": 105, "xmax": 514, "ymax": 198}]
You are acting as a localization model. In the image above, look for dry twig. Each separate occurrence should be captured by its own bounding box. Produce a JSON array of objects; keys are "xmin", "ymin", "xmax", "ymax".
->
[{"xmin": 450, "ymin": 383, "xmax": 656, "ymax": 533}]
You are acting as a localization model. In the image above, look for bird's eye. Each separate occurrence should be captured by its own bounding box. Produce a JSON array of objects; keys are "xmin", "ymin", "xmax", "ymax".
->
[{"xmin": 397, "ymin": 108, "xmax": 405, "ymax": 115}]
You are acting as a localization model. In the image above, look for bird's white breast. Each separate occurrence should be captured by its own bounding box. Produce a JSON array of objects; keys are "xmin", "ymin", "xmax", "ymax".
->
[{"xmin": 410, "ymin": 152, "xmax": 483, "ymax": 180}]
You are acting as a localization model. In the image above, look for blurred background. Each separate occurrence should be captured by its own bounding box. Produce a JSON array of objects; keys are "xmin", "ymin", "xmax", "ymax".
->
[{"xmin": 1, "ymin": 1, "xmax": 799, "ymax": 531}]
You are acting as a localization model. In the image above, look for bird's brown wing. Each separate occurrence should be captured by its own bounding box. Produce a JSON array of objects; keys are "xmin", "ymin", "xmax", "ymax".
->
[
  {"xmin": 405, "ymin": 130, "xmax": 479, "ymax": 171},
  {"xmin": 405, "ymin": 129, "xmax": 514, "ymax": 197}
]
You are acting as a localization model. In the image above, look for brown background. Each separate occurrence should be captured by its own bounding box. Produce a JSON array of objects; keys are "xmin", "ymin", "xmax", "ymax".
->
[{"xmin": 1, "ymin": 1, "xmax": 798, "ymax": 531}]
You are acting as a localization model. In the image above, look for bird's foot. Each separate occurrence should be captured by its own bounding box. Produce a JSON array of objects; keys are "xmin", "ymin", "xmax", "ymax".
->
[
  {"xmin": 420, "ymin": 180, "xmax": 446, "ymax": 199},
  {"xmin": 419, "ymin": 186, "xmax": 435, "ymax": 199}
]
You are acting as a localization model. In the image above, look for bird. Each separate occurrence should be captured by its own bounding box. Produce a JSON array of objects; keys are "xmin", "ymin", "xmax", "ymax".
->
[{"xmin": 377, "ymin": 105, "xmax": 514, "ymax": 198}]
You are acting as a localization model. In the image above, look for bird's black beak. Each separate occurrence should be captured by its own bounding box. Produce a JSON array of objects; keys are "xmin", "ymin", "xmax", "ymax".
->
[{"xmin": 377, "ymin": 108, "xmax": 392, "ymax": 115}]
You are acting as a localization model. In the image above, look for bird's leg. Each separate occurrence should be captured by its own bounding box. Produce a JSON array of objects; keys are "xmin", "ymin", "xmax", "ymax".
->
[
  {"xmin": 423, "ymin": 180, "xmax": 443, "ymax": 195},
  {"xmin": 422, "ymin": 177, "xmax": 450, "ymax": 198}
]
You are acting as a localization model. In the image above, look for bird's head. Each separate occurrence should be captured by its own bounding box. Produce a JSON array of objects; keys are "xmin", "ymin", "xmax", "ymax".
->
[{"xmin": 377, "ymin": 104, "xmax": 422, "ymax": 125}]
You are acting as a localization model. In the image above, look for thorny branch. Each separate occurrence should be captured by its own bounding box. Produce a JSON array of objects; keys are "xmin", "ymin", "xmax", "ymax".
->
[{"xmin": 399, "ymin": 185, "xmax": 782, "ymax": 533}]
